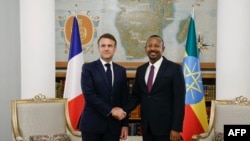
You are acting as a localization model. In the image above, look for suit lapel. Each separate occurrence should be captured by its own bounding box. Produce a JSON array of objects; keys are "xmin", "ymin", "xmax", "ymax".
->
[
  {"xmin": 112, "ymin": 64, "xmax": 118, "ymax": 88},
  {"xmin": 112, "ymin": 63, "xmax": 122, "ymax": 94},
  {"xmin": 152, "ymin": 58, "xmax": 168, "ymax": 90},
  {"xmin": 139, "ymin": 63, "xmax": 149, "ymax": 93},
  {"xmin": 95, "ymin": 60, "xmax": 111, "ymax": 89}
]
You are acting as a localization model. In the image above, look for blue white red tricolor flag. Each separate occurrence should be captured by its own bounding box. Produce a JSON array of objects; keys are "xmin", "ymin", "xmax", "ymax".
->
[
  {"xmin": 63, "ymin": 16, "xmax": 85, "ymax": 131},
  {"xmin": 181, "ymin": 11, "xmax": 208, "ymax": 141}
]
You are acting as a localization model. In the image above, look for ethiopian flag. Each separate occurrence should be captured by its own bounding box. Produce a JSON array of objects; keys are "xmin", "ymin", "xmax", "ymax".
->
[{"xmin": 181, "ymin": 13, "xmax": 208, "ymax": 141}]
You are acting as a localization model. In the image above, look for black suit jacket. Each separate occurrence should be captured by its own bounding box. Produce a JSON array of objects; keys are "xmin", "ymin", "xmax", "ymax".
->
[
  {"xmin": 78, "ymin": 59, "xmax": 129, "ymax": 135},
  {"xmin": 123, "ymin": 57, "xmax": 186, "ymax": 136}
]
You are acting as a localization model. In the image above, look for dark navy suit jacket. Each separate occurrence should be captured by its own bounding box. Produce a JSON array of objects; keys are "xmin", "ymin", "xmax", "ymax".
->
[
  {"xmin": 78, "ymin": 59, "xmax": 129, "ymax": 135},
  {"xmin": 123, "ymin": 57, "xmax": 186, "ymax": 136}
]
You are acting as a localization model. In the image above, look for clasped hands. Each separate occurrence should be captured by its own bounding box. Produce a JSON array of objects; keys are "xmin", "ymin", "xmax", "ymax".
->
[{"xmin": 111, "ymin": 107, "xmax": 127, "ymax": 120}]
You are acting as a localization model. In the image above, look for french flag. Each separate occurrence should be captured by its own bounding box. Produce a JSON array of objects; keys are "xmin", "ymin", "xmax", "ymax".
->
[{"xmin": 63, "ymin": 16, "xmax": 85, "ymax": 130}]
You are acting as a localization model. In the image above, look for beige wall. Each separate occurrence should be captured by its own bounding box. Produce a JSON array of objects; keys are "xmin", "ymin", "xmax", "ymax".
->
[
  {"xmin": 216, "ymin": 0, "xmax": 250, "ymax": 99},
  {"xmin": 0, "ymin": 0, "xmax": 21, "ymax": 140},
  {"xmin": 20, "ymin": 0, "xmax": 55, "ymax": 98}
]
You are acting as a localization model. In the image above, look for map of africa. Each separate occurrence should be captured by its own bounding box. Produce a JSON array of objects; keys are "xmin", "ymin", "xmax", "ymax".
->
[{"xmin": 55, "ymin": 0, "xmax": 217, "ymax": 63}]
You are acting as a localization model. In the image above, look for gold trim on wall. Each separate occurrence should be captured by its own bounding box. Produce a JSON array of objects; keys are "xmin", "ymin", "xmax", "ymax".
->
[
  {"xmin": 56, "ymin": 62, "xmax": 216, "ymax": 78},
  {"xmin": 56, "ymin": 61, "xmax": 215, "ymax": 70}
]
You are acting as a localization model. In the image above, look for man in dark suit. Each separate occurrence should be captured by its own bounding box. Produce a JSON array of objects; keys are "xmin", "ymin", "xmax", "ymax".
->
[
  {"xmin": 113, "ymin": 35, "xmax": 186, "ymax": 141},
  {"xmin": 78, "ymin": 33, "xmax": 129, "ymax": 141}
]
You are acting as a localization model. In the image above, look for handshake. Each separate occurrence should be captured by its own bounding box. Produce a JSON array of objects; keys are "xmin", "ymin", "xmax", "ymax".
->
[{"xmin": 111, "ymin": 107, "xmax": 127, "ymax": 120}]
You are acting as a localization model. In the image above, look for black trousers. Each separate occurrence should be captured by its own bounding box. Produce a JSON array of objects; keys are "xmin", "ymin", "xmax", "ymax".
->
[{"xmin": 142, "ymin": 125, "xmax": 170, "ymax": 141}]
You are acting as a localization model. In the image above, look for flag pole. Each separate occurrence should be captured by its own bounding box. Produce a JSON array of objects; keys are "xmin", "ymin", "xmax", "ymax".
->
[
  {"xmin": 192, "ymin": 3, "xmax": 195, "ymax": 19},
  {"xmin": 75, "ymin": 4, "xmax": 78, "ymax": 18}
]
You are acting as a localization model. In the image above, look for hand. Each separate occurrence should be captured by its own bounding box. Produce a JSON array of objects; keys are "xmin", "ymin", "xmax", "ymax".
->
[
  {"xmin": 120, "ymin": 126, "xmax": 128, "ymax": 140},
  {"xmin": 170, "ymin": 130, "xmax": 182, "ymax": 141},
  {"xmin": 111, "ymin": 107, "xmax": 127, "ymax": 120}
]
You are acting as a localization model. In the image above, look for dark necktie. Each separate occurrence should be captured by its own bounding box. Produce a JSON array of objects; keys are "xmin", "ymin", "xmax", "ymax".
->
[
  {"xmin": 105, "ymin": 63, "xmax": 112, "ymax": 87},
  {"xmin": 147, "ymin": 65, "xmax": 154, "ymax": 92}
]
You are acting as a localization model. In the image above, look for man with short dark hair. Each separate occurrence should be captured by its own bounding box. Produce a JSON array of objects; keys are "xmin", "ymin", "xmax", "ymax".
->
[
  {"xmin": 78, "ymin": 33, "xmax": 129, "ymax": 141},
  {"xmin": 113, "ymin": 35, "xmax": 186, "ymax": 141}
]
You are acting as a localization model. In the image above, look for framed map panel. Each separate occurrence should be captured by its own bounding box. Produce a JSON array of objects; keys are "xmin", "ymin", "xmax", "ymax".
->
[{"xmin": 55, "ymin": 0, "xmax": 217, "ymax": 63}]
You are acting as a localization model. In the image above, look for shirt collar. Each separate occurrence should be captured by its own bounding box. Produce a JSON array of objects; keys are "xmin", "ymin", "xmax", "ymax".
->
[
  {"xmin": 149, "ymin": 57, "xmax": 163, "ymax": 70},
  {"xmin": 100, "ymin": 58, "xmax": 113, "ymax": 67}
]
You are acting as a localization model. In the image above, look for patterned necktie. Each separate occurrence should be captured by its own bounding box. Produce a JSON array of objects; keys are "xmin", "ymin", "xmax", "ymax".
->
[
  {"xmin": 147, "ymin": 65, "xmax": 154, "ymax": 92},
  {"xmin": 105, "ymin": 63, "xmax": 112, "ymax": 87}
]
